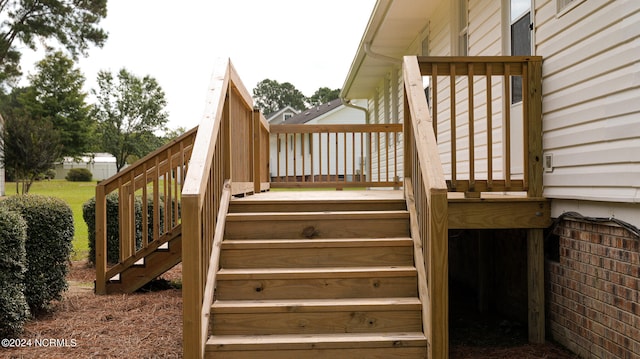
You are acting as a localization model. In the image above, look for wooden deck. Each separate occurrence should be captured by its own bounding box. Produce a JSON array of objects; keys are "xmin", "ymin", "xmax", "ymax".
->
[{"xmin": 234, "ymin": 190, "xmax": 550, "ymax": 230}]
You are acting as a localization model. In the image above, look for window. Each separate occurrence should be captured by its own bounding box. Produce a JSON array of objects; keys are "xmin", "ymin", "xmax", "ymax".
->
[
  {"xmin": 556, "ymin": 0, "xmax": 585, "ymax": 17},
  {"xmin": 510, "ymin": 0, "xmax": 531, "ymax": 103},
  {"xmin": 283, "ymin": 113, "xmax": 293, "ymax": 122},
  {"xmin": 458, "ymin": 0, "xmax": 468, "ymax": 56}
]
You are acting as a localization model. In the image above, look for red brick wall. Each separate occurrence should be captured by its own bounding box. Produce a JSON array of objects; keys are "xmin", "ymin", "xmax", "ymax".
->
[{"xmin": 547, "ymin": 219, "xmax": 640, "ymax": 358}]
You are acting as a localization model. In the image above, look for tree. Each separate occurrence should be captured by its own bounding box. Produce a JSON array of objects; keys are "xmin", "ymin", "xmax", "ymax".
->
[
  {"xmin": 253, "ymin": 79, "xmax": 308, "ymax": 114},
  {"xmin": 0, "ymin": 0, "xmax": 107, "ymax": 86},
  {"xmin": 92, "ymin": 68, "xmax": 169, "ymax": 172},
  {"xmin": 20, "ymin": 51, "xmax": 92, "ymax": 157},
  {"xmin": 308, "ymin": 87, "xmax": 341, "ymax": 106},
  {"xmin": 0, "ymin": 114, "xmax": 62, "ymax": 194}
]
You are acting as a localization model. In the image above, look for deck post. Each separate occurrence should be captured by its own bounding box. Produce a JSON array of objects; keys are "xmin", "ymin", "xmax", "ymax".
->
[
  {"xmin": 527, "ymin": 228, "xmax": 545, "ymax": 343},
  {"xmin": 526, "ymin": 58, "xmax": 545, "ymax": 344},
  {"xmin": 182, "ymin": 196, "xmax": 203, "ymax": 358},
  {"xmin": 95, "ymin": 184, "xmax": 107, "ymax": 294}
]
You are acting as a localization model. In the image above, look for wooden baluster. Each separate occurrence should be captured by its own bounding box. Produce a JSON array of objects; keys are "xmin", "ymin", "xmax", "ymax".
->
[
  {"xmin": 335, "ymin": 132, "xmax": 340, "ymax": 182},
  {"xmin": 504, "ymin": 63, "xmax": 512, "ymax": 189},
  {"xmin": 386, "ymin": 131, "xmax": 390, "ymax": 183},
  {"xmin": 153, "ymin": 157, "xmax": 160, "ymax": 241},
  {"xmin": 450, "ymin": 63, "xmax": 457, "ymax": 190},
  {"xmin": 351, "ymin": 132, "xmax": 356, "ymax": 184},
  {"xmin": 368, "ymin": 132, "xmax": 372, "ymax": 184},
  {"xmin": 468, "ymin": 62, "xmax": 476, "ymax": 197},
  {"xmin": 301, "ymin": 133, "xmax": 306, "ymax": 182},
  {"xmin": 142, "ymin": 163, "xmax": 149, "ymax": 247},
  {"xmin": 522, "ymin": 62, "xmax": 530, "ymax": 191},
  {"xmin": 487, "ymin": 63, "xmax": 493, "ymax": 190}
]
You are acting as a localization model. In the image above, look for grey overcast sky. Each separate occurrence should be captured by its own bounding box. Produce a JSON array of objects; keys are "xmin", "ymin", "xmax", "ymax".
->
[{"xmin": 20, "ymin": 0, "xmax": 376, "ymax": 130}]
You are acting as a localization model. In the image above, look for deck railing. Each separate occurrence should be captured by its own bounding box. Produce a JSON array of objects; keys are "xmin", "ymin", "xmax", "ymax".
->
[
  {"xmin": 403, "ymin": 56, "xmax": 449, "ymax": 358},
  {"xmin": 94, "ymin": 127, "xmax": 197, "ymax": 294},
  {"xmin": 181, "ymin": 58, "xmax": 269, "ymax": 359},
  {"xmin": 270, "ymin": 123, "xmax": 402, "ymax": 188},
  {"xmin": 419, "ymin": 55, "xmax": 543, "ymax": 197}
]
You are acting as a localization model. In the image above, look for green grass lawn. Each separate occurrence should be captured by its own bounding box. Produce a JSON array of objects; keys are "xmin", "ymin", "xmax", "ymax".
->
[{"xmin": 5, "ymin": 180, "xmax": 97, "ymax": 260}]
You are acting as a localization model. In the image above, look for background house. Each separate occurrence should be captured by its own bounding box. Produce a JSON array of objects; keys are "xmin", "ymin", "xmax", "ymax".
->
[
  {"xmin": 342, "ymin": 0, "xmax": 640, "ymax": 357},
  {"xmin": 269, "ymin": 98, "xmax": 367, "ymax": 181},
  {"xmin": 265, "ymin": 105, "xmax": 300, "ymax": 125}
]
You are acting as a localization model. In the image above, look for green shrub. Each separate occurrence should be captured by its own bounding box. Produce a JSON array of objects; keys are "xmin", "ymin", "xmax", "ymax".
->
[
  {"xmin": 0, "ymin": 208, "xmax": 30, "ymax": 338},
  {"xmin": 0, "ymin": 195, "xmax": 74, "ymax": 312},
  {"xmin": 83, "ymin": 193, "xmax": 165, "ymax": 265},
  {"xmin": 65, "ymin": 168, "xmax": 93, "ymax": 182}
]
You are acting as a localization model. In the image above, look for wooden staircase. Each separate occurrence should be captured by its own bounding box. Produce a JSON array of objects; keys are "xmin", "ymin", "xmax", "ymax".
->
[
  {"xmin": 205, "ymin": 194, "xmax": 428, "ymax": 358},
  {"xmin": 104, "ymin": 229, "xmax": 182, "ymax": 293}
]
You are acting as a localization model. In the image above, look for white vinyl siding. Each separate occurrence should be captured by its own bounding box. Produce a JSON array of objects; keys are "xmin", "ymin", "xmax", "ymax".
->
[
  {"xmin": 427, "ymin": 0, "xmax": 506, "ymax": 181},
  {"xmin": 368, "ymin": 67, "xmax": 404, "ymax": 183},
  {"xmin": 536, "ymin": 0, "xmax": 640, "ymax": 205}
]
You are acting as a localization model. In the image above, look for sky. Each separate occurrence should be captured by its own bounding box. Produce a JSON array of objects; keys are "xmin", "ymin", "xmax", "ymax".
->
[{"xmin": 19, "ymin": 0, "xmax": 377, "ymax": 131}]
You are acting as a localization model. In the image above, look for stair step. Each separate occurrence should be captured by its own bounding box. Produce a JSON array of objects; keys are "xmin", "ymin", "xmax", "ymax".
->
[
  {"xmin": 215, "ymin": 266, "xmax": 418, "ymax": 300},
  {"xmin": 217, "ymin": 266, "xmax": 417, "ymax": 279},
  {"xmin": 229, "ymin": 197, "xmax": 407, "ymax": 213},
  {"xmin": 212, "ymin": 297, "xmax": 421, "ymax": 313},
  {"xmin": 206, "ymin": 332, "xmax": 427, "ymax": 358},
  {"xmin": 105, "ymin": 236, "xmax": 182, "ymax": 293},
  {"xmin": 225, "ymin": 211, "xmax": 410, "ymax": 240},
  {"xmin": 210, "ymin": 298, "xmax": 422, "ymax": 335},
  {"xmin": 220, "ymin": 238, "xmax": 413, "ymax": 269}
]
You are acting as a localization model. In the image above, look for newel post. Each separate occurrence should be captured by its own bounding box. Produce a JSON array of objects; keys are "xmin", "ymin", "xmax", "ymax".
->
[{"xmin": 526, "ymin": 57, "xmax": 545, "ymax": 344}]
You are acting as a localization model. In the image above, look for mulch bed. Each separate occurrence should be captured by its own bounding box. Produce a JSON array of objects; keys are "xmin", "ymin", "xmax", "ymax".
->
[{"xmin": 4, "ymin": 261, "xmax": 578, "ymax": 358}]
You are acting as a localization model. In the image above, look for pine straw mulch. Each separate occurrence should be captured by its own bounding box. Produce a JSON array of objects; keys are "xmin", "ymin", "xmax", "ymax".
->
[
  {"xmin": 4, "ymin": 261, "xmax": 183, "ymax": 359},
  {"xmin": 4, "ymin": 261, "xmax": 578, "ymax": 359}
]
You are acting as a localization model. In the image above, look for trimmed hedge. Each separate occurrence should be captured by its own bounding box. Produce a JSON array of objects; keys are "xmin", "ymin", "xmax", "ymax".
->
[
  {"xmin": 83, "ymin": 193, "xmax": 165, "ymax": 265},
  {"xmin": 0, "ymin": 195, "xmax": 74, "ymax": 312},
  {"xmin": 65, "ymin": 168, "xmax": 92, "ymax": 182},
  {"xmin": 0, "ymin": 207, "xmax": 29, "ymax": 338}
]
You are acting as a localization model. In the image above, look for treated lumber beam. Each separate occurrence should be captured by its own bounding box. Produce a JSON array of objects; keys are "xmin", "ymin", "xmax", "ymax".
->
[{"xmin": 448, "ymin": 198, "xmax": 551, "ymax": 229}]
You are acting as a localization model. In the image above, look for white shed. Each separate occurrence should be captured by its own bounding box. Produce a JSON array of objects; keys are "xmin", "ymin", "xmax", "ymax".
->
[{"xmin": 55, "ymin": 153, "xmax": 119, "ymax": 181}]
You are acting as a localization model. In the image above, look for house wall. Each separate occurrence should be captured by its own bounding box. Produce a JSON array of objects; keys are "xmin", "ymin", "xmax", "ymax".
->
[
  {"xmin": 535, "ymin": 1, "xmax": 640, "ymax": 356},
  {"xmin": 536, "ymin": 0, "xmax": 640, "ymax": 226},
  {"xmin": 548, "ymin": 219, "xmax": 640, "ymax": 358},
  {"xmin": 367, "ymin": 69, "xmax": 404, "ymax": 183}
]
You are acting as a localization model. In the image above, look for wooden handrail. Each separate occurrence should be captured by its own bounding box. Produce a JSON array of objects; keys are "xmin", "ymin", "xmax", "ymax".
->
[
  {"xmin": 181, "ymin": 58, "xmax": 267, "ymax": 359},
  {"xmin": 270, "ymin": 123, "xmax": 403, "ymax": 188},
  {"xmin": 403, "ymin": 55, "xmax": 449, "ymax": 359}
]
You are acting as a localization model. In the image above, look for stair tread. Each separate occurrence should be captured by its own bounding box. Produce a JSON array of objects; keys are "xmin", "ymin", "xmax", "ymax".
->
[
  {"xmin": 207, "ymin": 332, "xmax": 427, "ymax": 349},
  {"xmin": 212, "ymin": 297, "xmax": 421, "ymax": 313},
  {"xmin": 222, "ymin": 237, "xmax": 413, "ymax": 249},
  {"xmin": 217, "ymin": 266, "xmax": 417, "ymax": 280},
  {"xmin": 226, "ymin": 210, "xmax": 409, "ymax": 221}
]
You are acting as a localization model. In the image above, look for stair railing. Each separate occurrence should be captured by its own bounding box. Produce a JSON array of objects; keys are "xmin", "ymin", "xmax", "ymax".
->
[
  {"xmin": 418, "ymin": 55, "xmax": 543, "ymax": 197},
  {"xmin": 181, "ymin": 58, "xmax": 268, "ymax": 359},
  {"xmin": 94, "ymin": 127, "xmax": 197, "ymax": 294},
  {"xmin": 403, "ymin": 56, "xmax": 449, "ymax": 359},
  {"xmin": 269, "ymin": 123, "xmax": 403, "ymax": 188}
]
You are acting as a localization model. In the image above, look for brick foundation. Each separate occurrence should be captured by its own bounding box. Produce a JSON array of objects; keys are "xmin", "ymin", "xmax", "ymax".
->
[{"xmin": 547, "ymin": 219, "xmax": 640, "ymax": 358}]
